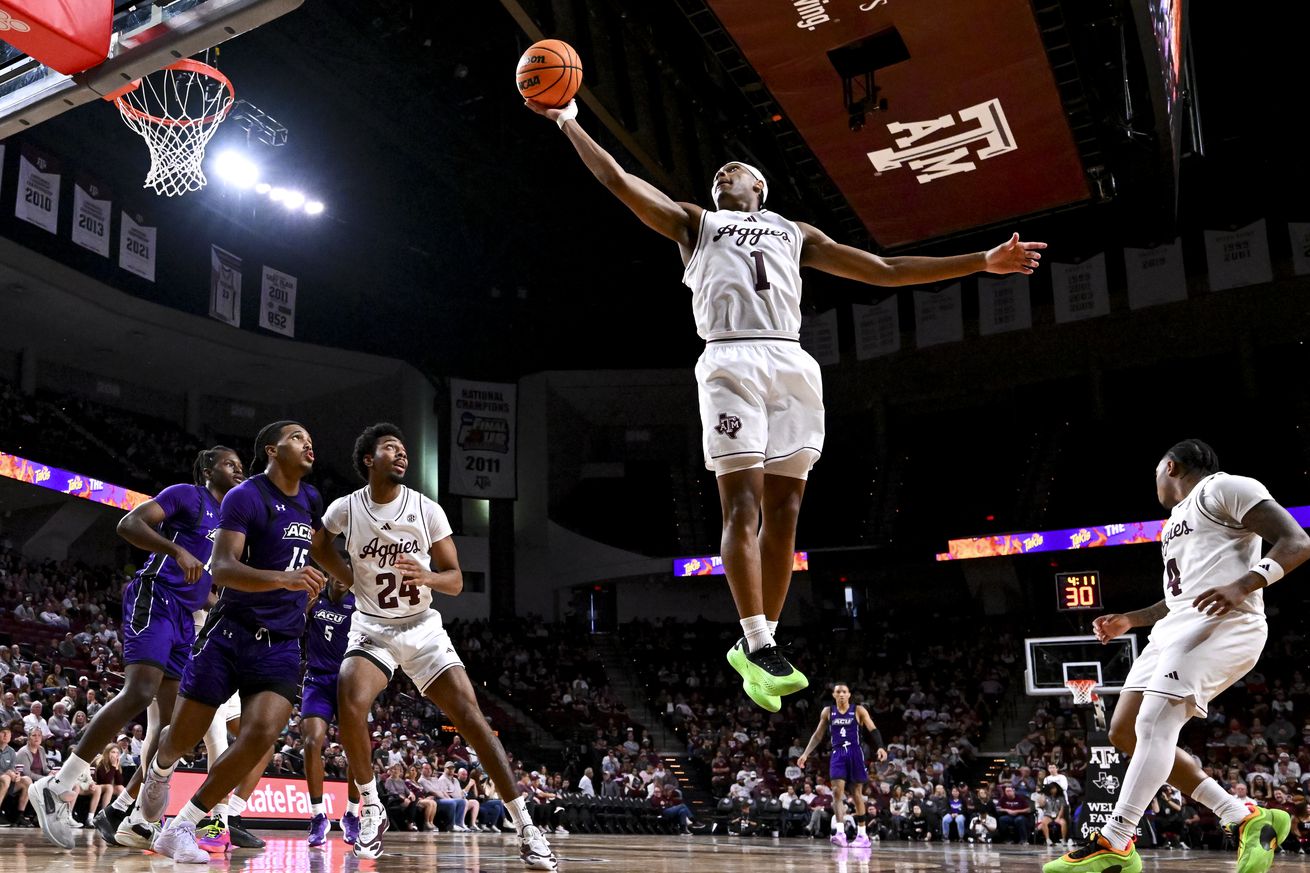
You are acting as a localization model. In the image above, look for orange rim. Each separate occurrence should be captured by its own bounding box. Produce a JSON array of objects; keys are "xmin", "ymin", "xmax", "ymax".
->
[{"xmin": 108, "ymin": 58, "xmax": 234, "ymax": 128}]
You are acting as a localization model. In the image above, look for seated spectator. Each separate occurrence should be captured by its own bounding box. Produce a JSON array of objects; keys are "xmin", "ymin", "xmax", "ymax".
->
[
  {"xmin": 996, "ymin": 784, "xmax": 1032, "ymax": 844},
  {"xmin": 455, "ymin": 767, "xmax": 484, "ymax": 831},
  {"xmin": 381, "ymin": 762, "xmax": 420, "ymax": 831},
  {"xmin": 969, "ymin": 786, "xmax": 998, "ymax": 844},
  {"xmin": 22, "ymin": 702, "xmax": 47, "ymax": 738},
  {"xmin": 907, "ymin": 802, "xmax": 932, "ymax": 841},
  {"xmin": 13, "ymin": 728, "xmax": 51, "ymax": 781},
  {"xmin": 87, "ymin": 743, "xmax": 124, "ymax": 824},
  {"xmin": 941, "ymin": 785, "xmax": 966, "ymax": 841},
  {"xmin": 1034, "ymin": 782, "xmax": 1069, "ymax": 847},
  {"xmin": 47, "ymin": 703, "xmax": 74, "ymax": 747},
  {"xmin": 0, "ymin": 693, "xmax": 19, "ymax": 729},
  {"xmin": 0, "ymin": 726, "xmax": 33, "ymax": 824},
  {"xmin": 405, "ymin": 764, "xmax": 438, "ymax": 831},
  {"xmin": 472, "ymin": 768, "xmax": 510, "ymax": 832},
  {"xmin": 652, "ymin": 783, "xmax": 696, "ymax": 834},
  {"xmin": 434, "ymin": 762, "xmax": 470, "ymax": 832}
]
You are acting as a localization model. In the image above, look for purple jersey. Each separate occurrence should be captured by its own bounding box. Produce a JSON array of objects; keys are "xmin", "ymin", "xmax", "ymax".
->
[
  {"xmin": 830, "ymin": 705, "xmax": 861, "ymax": 755},
  {"xmin": 305, "ymin": 591, "xmax": 355, "ymax": 676},
  {"xmin": 134, "ymin": 483, "xmax": 221, "ymax": 613},
  {"xmin": 213, "ymin": 474, "xmax": 322, "ymax": 637}
]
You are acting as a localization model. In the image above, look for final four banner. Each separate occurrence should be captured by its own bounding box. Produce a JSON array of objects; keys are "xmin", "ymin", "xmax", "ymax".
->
[{"xmin": 449, "ymin": 379, "xmax": 517, "ymax": 499}]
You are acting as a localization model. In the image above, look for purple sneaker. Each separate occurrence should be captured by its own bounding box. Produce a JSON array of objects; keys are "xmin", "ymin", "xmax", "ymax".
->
[
  {"xmin": 341, "ymin": 812, "xmax": 361, "ymax": 845},
  {"xmin": 308, "ymin": 813, "xmax": 329, "ymax": 847},
  {"xmin": 830, "ymin": 831, "xmax": 848, "ymax": 847},
  {"xmin": 851, "ymin": 833, "xmax": 872, "ymax": 848}
]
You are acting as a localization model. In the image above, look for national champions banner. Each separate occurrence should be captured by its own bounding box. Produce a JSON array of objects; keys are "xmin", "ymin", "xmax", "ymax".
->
[
  {"xmin": 1076, "ymin": 732, "xmax": 1138, "ymax": 841},
  {"xmin": 449, "ymin": 379, "xmax": 516, "ymax": 499}
]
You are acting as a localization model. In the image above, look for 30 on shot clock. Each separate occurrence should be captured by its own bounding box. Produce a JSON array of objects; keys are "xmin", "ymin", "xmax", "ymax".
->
[{"xmin": 1056, "ymin": 571, "xmax": 1102, "ymax": 610}]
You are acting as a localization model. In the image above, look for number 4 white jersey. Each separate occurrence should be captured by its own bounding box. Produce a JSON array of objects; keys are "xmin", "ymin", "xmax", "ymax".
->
[
  {"xmin": 1160, "ymin": 472, "xmax": 1271, "ymax": 616},
  {"xmin": 683, "ymin": 208, "xmax": 804, "ymax": 342},
  {"xmin": 321, "ymin": 486, "xmax": 453, "ymax": 621}
]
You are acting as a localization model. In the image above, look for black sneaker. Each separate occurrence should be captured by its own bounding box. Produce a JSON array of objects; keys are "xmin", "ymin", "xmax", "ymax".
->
[
  {"xmin": 228, "ymin": 815, "xmax": 265, "ymax": 849},
  {"xmin": 94, "ymin": 803, "xmax": 130, "ymax": 845}
]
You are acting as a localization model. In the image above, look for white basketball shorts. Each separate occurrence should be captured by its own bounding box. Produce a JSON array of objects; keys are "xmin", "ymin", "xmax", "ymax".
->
[
  {"xmin": 217, "ymin": 691, "xmax": 241, "ymax": 723},
  {"xmin": 345, "ymin": 610, "xmax": 465, "ymax": 693},
  {"xmin": 1121, "ymin": 608, "xmax": 1267, "ymax": 718},
  {"xmin": 695, "ymin": 339, "xmax": 825, "ymax": 477}
]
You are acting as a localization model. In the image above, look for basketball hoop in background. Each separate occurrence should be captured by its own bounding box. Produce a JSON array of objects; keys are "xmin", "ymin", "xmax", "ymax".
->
[
  {"xmin": 106, "ymin": 59, "xmax": 235, "ymax": 196},
  {"xmin": 1067, "ymin": 678, "xmax": 1109, "ymax": 731}
]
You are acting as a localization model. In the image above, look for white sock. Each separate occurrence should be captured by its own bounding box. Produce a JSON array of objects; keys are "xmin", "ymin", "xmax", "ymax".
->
[
  {"xmin": 740, "ymin": 614, "xmax": 774, "ymax": 652},
  {"xmin": 347, "ymin": 800, "xmax": 360, "ymax": 816},
  {"xmin": 228, "ymin": 795, "xmax": 247, "ymax": 817},
  {"xmin": 211, "ymin": 803, "xmax": 229, "ymax": 826},
  {"xmin": 766, "ymin": 620, "xmax": 778, "ymax": 638},
  {"xmin": 357, "ymin": 779, "xmax": 379, "ymax": 807},
  {"xmin": 1191, "ymin": 776, "xmax": 1252, "ymax": 825},
  {"xmin": 149, "ymin": 757, "xmax": 177, "ymax": 780},
  {"xmin": 51, "ymin": 753, "xmax": 90, "ymax": 795},
  {"xmin": 506, "ymin": 795, "xmax": 532, "ymax": 832},
  {"xmin": 857, "ymin": 823, "xmax": 867, "ymax": 836},
  {"xmin": 311, "ymin": 801, "xmax": 326, "ymax": 817},
  {"xmin": 177, "ymin": 800, "xmax": 207, "ymax": 827},
  {"xmin": 111, "ymin": 790, "xmax": 135, "ymax": 812},
  {"xmin": 1101, "ymin": 694, "xmax": 1190, "ymax": 850}
]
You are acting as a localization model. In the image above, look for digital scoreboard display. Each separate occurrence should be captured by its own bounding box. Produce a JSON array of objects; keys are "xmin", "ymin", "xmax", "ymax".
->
[{"xmin": 1056, "ymin": 571, "xmax": 1103, "ymax": 611}]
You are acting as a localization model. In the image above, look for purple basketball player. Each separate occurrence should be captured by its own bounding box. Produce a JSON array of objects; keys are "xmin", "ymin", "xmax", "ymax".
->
[
  {"xmin": 138, "ymin": 421, "xmax": 327, "ymax": 862},
  {"xmin": 301, "ymin": 582, "xmax": 359, "ymax": 847},
  {"xmin": 798, "ymin": 684, "xmax": 887, "ymax": 848},
  {"xmin": 33, "ymin": 447, "xmax": 242, "ymax": 851}
]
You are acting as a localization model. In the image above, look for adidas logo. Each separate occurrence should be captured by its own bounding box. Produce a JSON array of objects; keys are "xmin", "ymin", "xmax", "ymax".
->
[
  {"xmin": 1165, "ymin": 671, "xmax": 1180, "ymax": 680},
  {"xmin": 382, "ymin": 522, "xmax": 392, "ymax": 530}
]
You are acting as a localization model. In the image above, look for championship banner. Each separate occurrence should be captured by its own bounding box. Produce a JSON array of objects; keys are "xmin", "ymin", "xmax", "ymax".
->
[
  {"xmin": 118, "ymin": 211, "xmax": 156, "ymax": 282},
  {"xmin": 15, "ymin": 144, "xmax": 60, "ymax": 233},
  {"xmin": 914, "ymin": 284, "xmax": 963, "ymax": 348},
  {"xmin": 1289, "ymin": 223, "xmax": 1310, "ymax": 277},
  {"xmin": 1077, "ymin": 732, "xmax": 1138, "ymax": 841},
  {"xmin": 1204, "ymin": 219, "xmax": 1273, "ymax": 292},
  {"xmin": 161, "ymin": 771, "xmax": 350, "ymax": 820},
  {"xmin": 1124, "ymin": 239, "xmax": 1186, "ymax": 310},
  {"xmin": 450, "ymin": 379, "xmax": 516, "ymax": 499},
  {"xmin": 1052, "ymin": 254, "xmax": 1109, "ymax": 323},
  {"xmin": 852, "ymin": 296, "xmax": 901, "ymax": 359},
  {"xmin": 71, "ymin": 177, "xmax": 111, "ymax": 257},
  {"xmin": 977, "ymin": 274, "xmax": 1032, "ymax": 336},
  {"xmin": 800, "ymin": 308, "xmax": 840, "ymax": 365},
  {"xmin": 259, "ymin": 266, "xmax": 297, "ymax": 337},
  {"xmin": 209, "ymin": 245, "xmax": 242, "ymax": 327}
]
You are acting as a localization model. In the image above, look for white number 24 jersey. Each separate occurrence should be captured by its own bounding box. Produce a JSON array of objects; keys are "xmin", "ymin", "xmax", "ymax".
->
[
  {"xmin": 322, "ymin": 486, "xmax": 453, "ymax": 621},
  {"xmin": 1160, "ymin": 472, "xmax": 1271, "ymax": 616}
]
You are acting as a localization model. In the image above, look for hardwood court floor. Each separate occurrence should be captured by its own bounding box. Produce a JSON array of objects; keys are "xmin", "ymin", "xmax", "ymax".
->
[{"xmin": 0, "ymin": 829, "xmax": 1305, "ymax": 873}]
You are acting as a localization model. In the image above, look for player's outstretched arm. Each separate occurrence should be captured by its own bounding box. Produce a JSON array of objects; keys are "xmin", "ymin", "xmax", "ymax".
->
[
  {"xmin": 525, "ymin": 99, "xmax": 701, "ymax": 247},
  {"xmin": 799, "ymin": 224, "xmax": 1046, "ymax": 287},
  {"xmin": 1193, "ymin": 499, "xmax": 1310, "ymax": 616},
  {"xmin": 117, "ymin": 499, "xmax": 204, "ymax": 583},
  {"xmin": 309, "ymin": 527, "xmax": 354, "ymax": 589},
  {"xmin": 797, "ymin": 706, "xmax": 831, "ymax": 769},
  {"xmin": 211, "ymin": 529, "xmax": 325, "ymax": 595}
]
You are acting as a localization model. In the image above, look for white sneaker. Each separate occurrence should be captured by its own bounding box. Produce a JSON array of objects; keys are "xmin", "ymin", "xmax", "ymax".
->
[
  {"xmin": 151, "ymin": 819, "xmax": 210, "ymax": 863},
  {"xmin": 353, "ymin": 802, "xmax": 389, "ymax": 860},
  {"xmin": 519, "ymin": 824, "xmax": 558, "ymax": 871},
  {"xmin": 554, "ymin": 825, "xmax": 569, "ymax": 836},
  {"xmin": 115, "ymin": 812, "xmax": 162, "ymax": 849},
  {"xmin": 137, "ymin": 765, "xmax": 172, "ymax": 823},
  {"xmin": 31, "ymin": 775, "xmax": 78, "ymax": 849}
]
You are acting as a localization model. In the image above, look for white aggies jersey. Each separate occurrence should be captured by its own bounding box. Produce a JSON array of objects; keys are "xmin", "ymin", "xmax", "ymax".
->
[
  {"xmin": 683, "ymin": 208, "xmax": 804, "ymax": 341},
  {"xmin": 321, "ymin": 486, "xmax": 453, "ymax": 621},
  {"xmin": 1160, "ymin": 472, "xmax": 1272, "ymax": 616}
]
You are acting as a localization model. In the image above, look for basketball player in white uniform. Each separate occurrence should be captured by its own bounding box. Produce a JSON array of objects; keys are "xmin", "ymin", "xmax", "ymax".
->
[
  {"xmin": 527, "ymin": 98, "xmax": 1044, "ymax": 711},
  {"xmin": 1046, "ymin": 439, "xmax": 1310, "ymax": 873},
  {"xmin": 309, "ymin": 423, "xmax": 557, "ymax": 870}
]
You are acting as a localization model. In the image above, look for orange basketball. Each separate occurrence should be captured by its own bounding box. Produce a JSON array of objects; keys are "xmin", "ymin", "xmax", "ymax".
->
[{"xmin": 516, "ymin": 39, "xmax": 582, "ymax": 108}]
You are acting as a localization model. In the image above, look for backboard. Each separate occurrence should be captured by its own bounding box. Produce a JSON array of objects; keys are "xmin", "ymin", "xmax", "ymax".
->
[
  {"xmin": 0, "ymin": 0, "xmax": 301, "ymax": 140},
  {"xmin": 1024, "ymin": 634, "xmax": 1138, "ymax": 697}
]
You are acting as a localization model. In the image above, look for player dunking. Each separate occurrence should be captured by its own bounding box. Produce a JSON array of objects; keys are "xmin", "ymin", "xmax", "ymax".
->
[
  {"xmin": 33, "ymin": 447, "xmax": 242, "ymax": 851},
  {"xmin": 308, "ymin": 423, "xmax": 557, "ymax": 868},
  {"xmin": 138, "ymin": 421, "xmax": 326, "ymax": 862},
  {"xmin": 301, "ymin": 579, "xmax": 361, "ymax": 846},
  {"xmin": 527, "ymin": 99, "xmax": 1045, "ymax": 711},
  {"xmin": 797, "ymin": 684, "xmax": 887, "ymax": 847},
  {"xmin": 1046, "ymin": 440, "xmax": 1310, "ymax": 873}
]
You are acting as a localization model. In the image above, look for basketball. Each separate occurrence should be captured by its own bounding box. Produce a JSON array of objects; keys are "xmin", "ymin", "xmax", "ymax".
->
[{"xmin": 516, "ymin": 39, "xmax": 582, "ymax": 108}]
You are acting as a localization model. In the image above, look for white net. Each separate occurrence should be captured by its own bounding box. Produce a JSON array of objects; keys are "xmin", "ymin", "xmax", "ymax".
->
[
  {"xmin": 114, "ymin": 60, "xmax": 234, "ymax": 197},
  {"xmin": 1065, "ymin": 679, "xmax": 1097, "ymax": 705}
]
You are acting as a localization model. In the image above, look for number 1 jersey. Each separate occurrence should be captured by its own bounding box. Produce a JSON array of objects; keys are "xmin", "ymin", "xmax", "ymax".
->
[
  {"xmin": 1160, "ymin": 472, "xmax": 1271, "ymax": 616},
  {"xmin": 683, "ymin": 208, "xmax": 805, "ymax": 342},
  {"xmin": 322, "ymin": 486, "xmax": 453, "ymax": 621}
]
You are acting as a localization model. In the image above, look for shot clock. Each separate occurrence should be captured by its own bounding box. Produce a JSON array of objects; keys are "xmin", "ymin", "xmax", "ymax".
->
[{"xmin": 1056, "ymin": 571, "xmax": 1102, "ymax": 611}]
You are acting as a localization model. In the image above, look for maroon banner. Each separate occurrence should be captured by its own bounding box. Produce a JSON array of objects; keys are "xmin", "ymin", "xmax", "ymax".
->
[{"xmin": 705, "ymin": 0, "xmax": 1089, "ymax": 246}]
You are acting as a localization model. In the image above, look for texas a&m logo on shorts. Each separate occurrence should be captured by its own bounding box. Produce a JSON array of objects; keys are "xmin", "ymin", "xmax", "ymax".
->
[{"xmin": 715, "ymin": 413, "xmax": 742, "ymax": 440}]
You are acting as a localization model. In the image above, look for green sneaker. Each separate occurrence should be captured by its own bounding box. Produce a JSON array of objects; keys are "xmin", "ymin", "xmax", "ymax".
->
[
  {"xmin": 726, "ymin": 638, "xmax": 808, "ymax": 698},
  {"xmin": 1235, "ymin": 804, "xmax": 1292, "ymax": 873},
  {"xmin": 742, "ymin": 681, "xmax": 781, "ymax": 712},
  {"xmin": 1042, "ymin": 832, "xmax": 1141, "ymax": 873}
]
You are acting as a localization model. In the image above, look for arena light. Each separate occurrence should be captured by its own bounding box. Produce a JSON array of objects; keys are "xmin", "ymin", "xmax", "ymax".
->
[
  {"xmin": 282, "ymin": 190, "xmax": 306, "ymax": 210},
  {"xmin": 304, "ymin": 200, "xmax": 325, "ymax": 216},
  {"xmin": 212, "ymin": 149, "xmax": 260, "ymax": 189},
  {"xmin": 268, "ymin": 186, "xmax": 287, "ymax": 202},
  {"xmin": 254, "ymin": 182, "xmax": 271, "ymax": 195}
]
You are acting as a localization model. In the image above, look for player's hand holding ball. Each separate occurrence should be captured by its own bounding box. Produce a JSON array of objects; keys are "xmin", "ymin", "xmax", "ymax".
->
[
  {"xmin": 283, "ymin": 565, "xmax": 326, "ymax": 597},
  {"xmin": 1092, "ymin": 613, "xmax": 1131, "ymax": 643},
  {"xmin": 517, "ymin": 38, "xmax": 581, "ymax": 127}
]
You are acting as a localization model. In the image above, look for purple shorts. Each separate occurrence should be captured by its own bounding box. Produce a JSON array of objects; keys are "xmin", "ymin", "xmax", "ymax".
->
[
  {"xmin": 829, "ymin": 748, "xmax": 868, "ymax": 784},
  {"xmin": 300, "ymin": 673, "xmax": 338, "ymax": 722},
  {"xmin": 179, "ymin": 613, "xmax": 302, "ymax": 708},
  {"xmin": 122, "ymin": 577, "xmax": 195, "ymax": 679}
]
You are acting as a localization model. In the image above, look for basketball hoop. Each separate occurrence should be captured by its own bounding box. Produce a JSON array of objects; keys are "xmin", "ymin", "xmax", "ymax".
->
[
  {"xmin": 1065, "ymin": 678, "xmax": 1098, "ymax": 705},
  {"xmin": 106, "ymin": 59, "xmax": 235, "ymax": 196}
]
